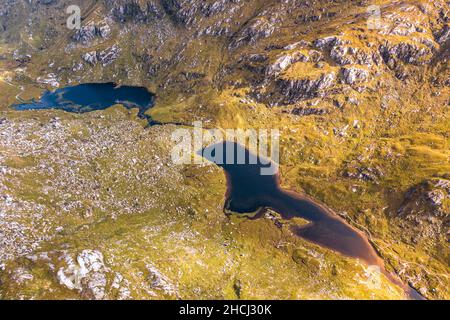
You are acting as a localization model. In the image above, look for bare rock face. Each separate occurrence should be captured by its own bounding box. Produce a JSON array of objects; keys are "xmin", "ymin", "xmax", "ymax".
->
[
  {"xmin": 274, "ymin": 72, "xmax": 336, "ymax": 105},
  {"xmin": 82, "ymin": 51, "xmax": 98, "ymax": 65},
  {"xmin": 340, "ymin": 67, "xmax": 369, "ymax": 85},
  {"xmin": 313, "ymin": 36, "xmax": 344, "ymax": 49},
  {"xmin": 72, "ymin": 24, "xmax": 110, "ymax": 45},
  {"xmin": 108, "ymin": 0, "xmax": 164, "ymax": 23},
  {"xmin": 161, "ymin": 0, "xmax": 199, "ymax": 25},
  {"xmin": 436, "ymin": 25, "xmax": 450, "ymax": 45},
  {"xmin": 265, "ymin": 53, "xmax": 309, "ymax": 78},
  {"xmin": 229, "ymin": 16, "xmax": 276, "ymax": 50},
  {"xmin": 161, "ymin": 0, "xmax": 237, "ymax": 25},
  {"xmin": 82, "ymin": 45, "xmax": 121, "ymax": 67},
  {"xmin": 379, "ymin": 42, "xmax": 434, "ymax": 66},
  {"xmin": 98, "ymin": 45, "xmax": 121, "ymax": 67},
  {"xmin": 57, "ymin": 250, "xmax": 109, "ymax": 300},
  {"xmin": 288, "ymin": 107, "xmax": 327, "ymax": 116}
]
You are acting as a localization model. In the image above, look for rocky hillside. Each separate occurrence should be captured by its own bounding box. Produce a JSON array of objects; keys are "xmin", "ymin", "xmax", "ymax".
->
[{"xmin": 0, "ymin": 0, "xmax": 448, "ymax": 299}]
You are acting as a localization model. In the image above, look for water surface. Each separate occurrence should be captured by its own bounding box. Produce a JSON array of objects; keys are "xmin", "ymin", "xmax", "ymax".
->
[
  {"xmin": 13, "ymin": 82, "xmax": 154, "ymax": 118},
  {"xmin": 202, "ymin": 142, "xmax": 423, "ymax": 299},
  {"xmin": 202, "ymin": 142, "xmax": 382, "ymax": 264}
]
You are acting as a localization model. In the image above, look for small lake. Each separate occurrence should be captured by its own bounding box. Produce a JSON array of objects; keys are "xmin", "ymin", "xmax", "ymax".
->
[
  {"xmin": 202, "ymin": 142, "xmax": 382, "ymax": 264},
  {"xmin": 201, "ymin": 142, "xmax": 423, "ymax": 299},
  {"xmin": 13, "ymin": 82, "xmax": 155, "ymax": 118}
]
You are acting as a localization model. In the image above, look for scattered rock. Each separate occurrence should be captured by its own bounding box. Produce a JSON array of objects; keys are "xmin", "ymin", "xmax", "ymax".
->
[
  {"xmin": 98, "ymin": 45, "xmax": 121, "ymax": 67},
  {"xmin": 36, "ymin": 73, "xmax": 59, "ymax": 87},
  {"xmin": 341, "ymin": 67, "xmax": 369, "ymax": 85},
  {"xmin": 380, "ymin": 42, "xmax": 433, "ymax": 66},
  {"xmin": 265, "ymin": 52, "xmax": 308, "ymax": 77},
  {"xmin": 57, "ymin": 250, "xmax": 109, "ymax": 300},
  {"xmin": 82, "ymin": 51, "xmax": 98, "ymax": 65},
  {"xmin": 287, "ymin": 107, "xmax": 328, "ymax": 116},
  {"xmin": 11, "ymin": 267, "xmax": 34, "ymax": 284},
  {"xmin": 283, "ymin": 40, "xmax": 309, "ymax": 50},
  {"xmin": 229, "ymin": 17, "xmax": 276, "ymax": 49},
  {"xmin": 147, "ymin": 263, "xmax": 177, "ymax": 296},
  {"xmin": 72, "ymin": 24, "xmax": 110, "ymax": 45},
  {"xmin": 436, "ymin": 25, "xmax": 450, "ymax": 44},
  {"xmin": 313, "ymin": 36, "xmax": 344, "ymax": 49},
  {"xmin": 110, "ymin": 0, "xmax": 164, "ymax": 23},
  {"xmin": 82, "ymin": 45, "xmax": 121, "ymax": 67}
]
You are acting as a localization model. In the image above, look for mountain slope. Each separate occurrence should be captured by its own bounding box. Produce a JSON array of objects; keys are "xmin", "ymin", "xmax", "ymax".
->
[{"xmin": 0, "ymin": 0, "xmax": 448, "ymax": 299}]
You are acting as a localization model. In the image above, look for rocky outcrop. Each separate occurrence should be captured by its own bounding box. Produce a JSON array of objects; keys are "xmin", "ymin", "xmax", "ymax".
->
[
  {"xmin": 229, "ymin": 16, "xmax": 276, "ymax": 49},
  {"xmin": 287, "ymin": 107, "xmax": 328, "ymax": 116},
  {"xmin": 330, "ymin": 46, "xmax": 378, "ymax": 67},
  {"xmin": 265, "ymin": 52, "xmax": 309, "ymax": 78},
  {"xmin": 20, "ymin": 249, "xmax": 132, "ymax": 300},
  {"xmin": 82, "ymin": 45, "xmax": 121, "ymax": 67},
  {"xmin": 344, "ymin": 166, "xmax": 384, "ymax": 183},
  {"xmin": 72, "ymin": 24, "xmax": 110, "ymax": 45},
  {"xmin": 237, "ymin": 53, "xmax": 268, "ymax": 75},
  {"xmin": 98, "ymin": 45, "xmax": 121, "ymax": 66},
  {"xmin": 399, "ymin": 179, "xmax": 449, "ymax": 217},
  {"xmin": 274, "ymin": 72, "xmax": 336, "ymax": 104},
  {"xmin": 57, "ymin": 250, "xmax": 110, "ymax": 300},
  {"xmin": 161, "ymin": 0, "xmax": 198, "ymax": 25},
  {"xmin": 313, "ymin": 35, "xmax": 381, "ymax": 68},
  {"xmin": 436, "ymin": 25, "xmax": 450, "ymax": 45},
  {"xmin": 37, "ymin": 0, "xmax": 57, "ymax": 4},
  {"xmin": 36, "ymin": 73, "xmax": 59, "ymax": 87},
  {"xmin": 330, "ymin": 46, "xmax": 354, "ymax": 66},
  {"xmin": 397, "ymin": 178, "xmax": 449, "ymax": 243},
  {"xmin": 380, "ymin": 42, "xmax": 434, "ymax": 66},
  {"xmin": 313, "ymin": 36, "xmax": 344, "ymax": 49},
  {"xmin": 109, "ymin": 0, "xmax": 164, "ymax": 23},
  {"xmin": 201, "ymin": 0, "xmax": 234, "ymax": 17},
  {"xmin": 381, "ymin": 21, "xmax": 419, "ymax": 37},
  {"xmin": 147, "ymin": 264, "xmax": 178, "ymax": 296},
  {"xmin": 82, "ymin": 51, "xmax": 98, "ymax": 65},
  {"xmin": 391, "ymin": 179, "xmax": 449, "ymax": 298},
  {"xmin": 340, "ymin": 67, "xmax": 369, "ymax": 85},
  {"xmin": 162, "ymin": 0, "xmax": 238, "ymax": 25}
]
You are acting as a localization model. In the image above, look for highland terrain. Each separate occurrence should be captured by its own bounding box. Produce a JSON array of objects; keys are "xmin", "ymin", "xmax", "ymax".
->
[{"xmin": 0, "ymin": 0, "xmax": 448, "ymax": 299}]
